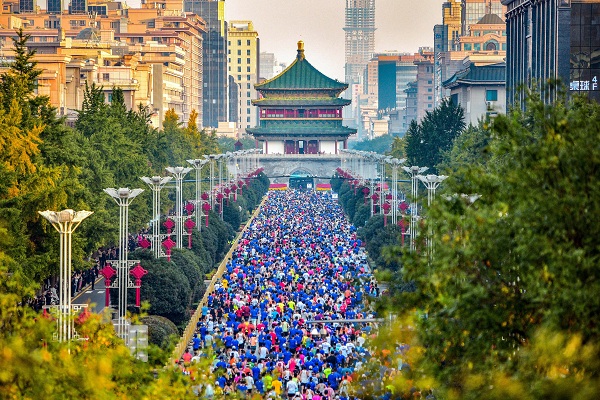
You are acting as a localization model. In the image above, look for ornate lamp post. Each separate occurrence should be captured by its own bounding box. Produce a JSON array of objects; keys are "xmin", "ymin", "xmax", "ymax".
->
[
  {"xmin": 38, "ymin": 209, "xmax": 93, "ymax": 342},
  {"xmin": 103, "ymin": 187, "xmax": 144, "ymax": 339},
  {"xmin": 165, "ymin": 166, "xmax": 192, "ymax": 249},
  {"xmin": 417, "ymin": 174, "xmax": 448, "ymax": 206},
  {"xmin": 140, "ymin": 176, "xmax": 172, "ymax": 258},
  {"xmin": 402, "ymin": 166, "xmax": 428, "ymax": 252},
  {"xmin": 204, "ymin": 154, "xmax": 216, "ymax": 208},
  {"xmin": 417, "ymin": 174, "xmax": 448, "ymax": 255},
  {"xmin": 186, "ymin": 159, "xmax": 209, "ymax": 231},
  {"xmin": 386, "ymin": 157, "xmax": 406, "ymax": 226}
]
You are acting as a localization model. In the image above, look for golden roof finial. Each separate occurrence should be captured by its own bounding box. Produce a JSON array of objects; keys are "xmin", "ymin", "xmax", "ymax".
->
[{"xmin": 297, "ymin": 40, "xmax": 305, "ymax": 60}]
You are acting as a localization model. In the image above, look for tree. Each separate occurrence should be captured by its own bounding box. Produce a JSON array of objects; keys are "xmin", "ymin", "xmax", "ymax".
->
[
  {"xmin": 388, "ymin": 92, "xmax": 600, "ymax": 398},
  {"xmin": 351, "ymin": 134, "xmax": 395, "ymax": 154},
  {"xmin": 0, "ymin": 264, "xmax": 196, "ymax": 398},
  {"xmin": 405, "ymin": 98, "xmax": 465, "ymax": 172}
]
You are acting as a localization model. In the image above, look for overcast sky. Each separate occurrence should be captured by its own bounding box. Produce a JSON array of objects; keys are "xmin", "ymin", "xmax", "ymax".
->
[{"xmin": 225, "ymin": 0, "xmax": 443, "ymax": 80}]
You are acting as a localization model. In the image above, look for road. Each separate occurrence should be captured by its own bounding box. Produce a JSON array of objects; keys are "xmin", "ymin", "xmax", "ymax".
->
[{"xmin": 72, "ymin": 278, "xmax": 109, "ymax": 314}]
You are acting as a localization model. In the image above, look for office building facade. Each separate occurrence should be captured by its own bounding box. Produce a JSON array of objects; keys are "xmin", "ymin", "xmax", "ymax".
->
[
  {"xmin": 228, "ymin": 20, "xmax": 259, "ymax": 133},
  {"xmin": 503, "ymin": 0, "xmax": 600, "ymax": 105},
  {"xmin": 184, "ymin": 0, "xmax": 228, "ymax": 128},
  {"xmin": 344, "ymin": 0, "xmax": 375, "ymax": 85}
]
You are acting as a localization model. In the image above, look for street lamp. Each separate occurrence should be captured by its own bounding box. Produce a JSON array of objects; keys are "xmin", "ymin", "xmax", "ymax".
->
[
  {"xmin": 386, "ymin": 157, "xmax": 406, "ymax": 225},
  {"xmin": 140, "ymin": 176, "xmax": 172, "ymax": 258},
  {"xmin": 38, "ymin": 209, "xmax": 93, "ymax": 342},
  {"xmin": 186, "ymin": 159, "xmax": 209, "ymax": 231},
  {"xmin": 204, "ymin": 154, "xmax": 217, "ymax": 209},
  {"xmin": 165, "ymin": 166, "xmax": 192, "ymax": 249},
  {"xmin": 417, "ymin": 174, "xmax": 448, "ymax": 206},
  {"xmin": 402, "ymin": 166, "xmax": 429, "ymax": 251},
  {"xmin": 103, "ymin": 187, "xmax": 143, "ymax": 339}
]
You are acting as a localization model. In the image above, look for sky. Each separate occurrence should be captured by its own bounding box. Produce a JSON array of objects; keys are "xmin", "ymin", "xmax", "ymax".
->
[{"xmin": 225, "ymin": 0, "xmax": 443, "ymax": 81}]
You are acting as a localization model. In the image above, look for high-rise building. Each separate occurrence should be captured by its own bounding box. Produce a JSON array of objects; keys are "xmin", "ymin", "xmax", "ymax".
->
[
  {"xmin": 343, "ymin": 0, "xmax": 375, "ymax": 85},
  {"xmin": 414, "ymin": 48, "xmax": 435, "ymax": 121},
  {"xmin": 502, "ymin": 0, "xmax": 600, "ymax": 105},
  {"xmin": 228, "ymin": 20, "xmax": 259, "ymax": 134},
  {"xmin": 462, "ymin": 0, "xmax": 505, "ymax": 35},
  {"xmin": 443, "ymin": 0, "xmax": 463, "ymax": 52},
  {"xmin": 259, "ymin": 51, "xmax": 277, "ymax": 80},
  {"xmin": 184, "ymin": 0, "xmax": 228, "ymax": 128}
]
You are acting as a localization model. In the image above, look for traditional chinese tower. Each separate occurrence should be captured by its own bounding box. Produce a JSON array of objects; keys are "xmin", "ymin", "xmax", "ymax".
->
[{"xmin": 247, "ymin": 41, "xmax": 356, "ymax": 155}]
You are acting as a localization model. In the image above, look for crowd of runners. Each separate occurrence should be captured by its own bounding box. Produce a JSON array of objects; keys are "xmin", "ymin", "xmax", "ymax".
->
[{"xmin": 186, "ymin": 190, "xmax": 393, "ymax": 399}]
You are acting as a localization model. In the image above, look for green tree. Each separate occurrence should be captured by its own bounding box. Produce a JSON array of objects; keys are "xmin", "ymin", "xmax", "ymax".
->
[
  {"xmin": 390, "ymin": 92, "xmax": 600, "ymax": 398},
  {"xmin": 405, "ymin": 98, "xmax": 465, "ymax": 171},
  {"xmin": 351, "ymin": 134, "xmax": 395, "ymax": 153}
]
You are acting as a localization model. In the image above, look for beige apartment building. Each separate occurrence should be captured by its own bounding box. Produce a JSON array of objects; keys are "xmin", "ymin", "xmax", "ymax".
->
[
  {"xmin": 0, "ymin": 0, "xmax": 205, "ymax": 128},
  {"xmin": 227, "ymin": 20, "xmax": 259, "ymax": 135}
]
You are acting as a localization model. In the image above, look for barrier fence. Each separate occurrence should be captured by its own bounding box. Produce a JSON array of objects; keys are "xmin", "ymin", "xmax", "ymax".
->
[{"xmin": 170, "ymin": 196, "xmax": 268, "ymax": 364}]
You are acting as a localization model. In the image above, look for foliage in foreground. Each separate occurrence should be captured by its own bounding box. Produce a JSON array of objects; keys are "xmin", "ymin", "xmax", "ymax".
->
[
  {"xmin": 0, "ymin": 265, "xmax": 194, "ymax": 399},
  {"xmin": 383, "ymin": 92, "xmax": 600, "ymax": 398}
]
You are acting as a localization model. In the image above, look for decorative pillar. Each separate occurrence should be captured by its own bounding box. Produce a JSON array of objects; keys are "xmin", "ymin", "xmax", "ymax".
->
[
  {"xmin": 103, "ymin": 187, "xmax": 144, "ymax": 339},
  {"xmin": 165, "ymin": 167, "xmax": 192, "ymax": 249},
  {"xmin": 186, "ymin": 159, "xmax": 208, "ymax": 232},
  {"xmin": 38, "ymin": 209, "xmax": 93, "ymax": 342},
  {"xmin": 140, "ymin": 176, "xmax": 172, "ymax": 258}
]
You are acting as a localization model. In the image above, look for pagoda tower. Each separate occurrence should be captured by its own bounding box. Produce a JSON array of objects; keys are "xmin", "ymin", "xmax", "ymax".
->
[{"xmin": 247, "ymin": 41, "xmax": 356, "ymax": 155}]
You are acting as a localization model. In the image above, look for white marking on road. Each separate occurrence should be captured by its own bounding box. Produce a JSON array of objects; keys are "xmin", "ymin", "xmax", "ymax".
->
[{"xmin": 97, "ymin": 290, "xmax": 105, "ymax": 294}]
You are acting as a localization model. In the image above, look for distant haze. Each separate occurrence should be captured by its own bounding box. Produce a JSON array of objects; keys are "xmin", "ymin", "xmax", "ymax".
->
[
  {"xmin": 226, "ymin": 0, "xmax": 442, "ymax": 81},
  {"xmin": 122, "ymin": 0, "xmax": 442, "ymax": 81}
]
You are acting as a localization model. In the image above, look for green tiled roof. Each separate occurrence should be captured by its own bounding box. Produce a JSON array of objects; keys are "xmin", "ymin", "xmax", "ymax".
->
[
  {"xmin": 256, "ymin": 46, "xmax": 347, "ymax": 91},
  {"xmin": 252, "ymin": 98, "xmax": 351, "ymax": 107},
  {"xmin": 443, "ymin": 62, "xmax": 506, "ymax": 88}
]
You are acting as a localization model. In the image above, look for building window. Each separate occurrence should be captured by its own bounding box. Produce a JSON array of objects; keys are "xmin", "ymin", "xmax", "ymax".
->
[
  {"xmin": 247, "ymin": 108, "xmax": 251, "ymax": 114},
  {"xmin": 247, "ymin": 75, "xmax": 251, "ymax": 80},
  {"xmin": 103, "ymin": 73, "xmax": 110, "ymax": 81},
  {"xmin": 474, "ymin": 43, "xmax": 481, "ymax": 51},
  {"xmin": 247, "ymin": 117, "xmax": 251, "ymax": 123},
  {"xmin": 247, "ymin": 92, "xmax": 251, "ymax": 98},
  {"xmin": 237, "ymin": 40, "xmax": 241, "ymax": 46},
  {"xmin": 237, "ymin": 50, "xmax": 241, "ymax": 55},
  {"xmin": 237, "ymin": 67, "xmax": 241, "ymax": 72},
  {"xmin": 247, "ymin": 83, "xmax": 251, "ymax": 89},
  {"xmin": 238, "ymin": 75, "xmax": 242, "ymax": 81},
  {"xmin": 247, "ymin": 100, "xmax": 251, "ymax": 105},
  {"xmin": 246, "ymin": 58, "xmax": 251, "ymax": 64},
  {"xmin": 247, "ymin": 66, "xmax": 251, "ymax": 72},
  {"xmin": 247, "ymin": 49, "xmax": 251, "ymax": 55},
  {"xmin": 486, "ymin": 89, "xmax": 498, "ymax": 102},
  {"xmin": 247, "ymin": 40, "xmax": 251, "ymax": 45},
  {"xmin": 450, "ymin": 94, "xmax": 459, "ymax": 105},
  {"xmin": 238, "ymin": 58, "xmax": 241, "ymax": 64}
]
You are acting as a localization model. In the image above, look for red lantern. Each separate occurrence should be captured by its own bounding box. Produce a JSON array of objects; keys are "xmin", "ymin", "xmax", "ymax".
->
[
  {"xmin": 185, "ymin": 202, "xmax": 195, "ymax": 215},
  {"xmin": 99, "ymin": 264, "xmax": 117, "ymax": 307},
  {"xmin": 201, "ymin": 192, "xmax": 209, "ymax": 201},
  {"xmin": 184, "ymin": 218, "xmax": 196, "ymax": 248},
  {"xmin": 138, "ymin": 237, "xmax": 151, "ymax": 249},
  {"xmin": 164, "ymin": 218, "xmax": 175, "ymax": 234},
  {"xmin": 162, "ymin": 237, "xmax": 176, "ymax": 262},
  {"xmin": 202, "ymin": 202, "xmax": 211, "ymax": 227},
  {"xmin": 129, "ymin": 264, "xmax": 148, "ymax": 307}
]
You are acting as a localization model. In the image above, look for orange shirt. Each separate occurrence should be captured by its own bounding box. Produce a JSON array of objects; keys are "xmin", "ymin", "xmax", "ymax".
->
[{"xmin": 272, "ymin": 379, "xmax": 282, "ymax": 395}]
